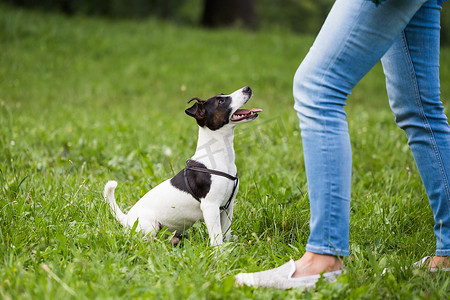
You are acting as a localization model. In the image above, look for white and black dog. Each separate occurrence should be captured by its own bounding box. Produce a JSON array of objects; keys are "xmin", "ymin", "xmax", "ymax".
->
[{"xmin": 103, "ymin": 86, "xmax": 261, "ymax": 246}]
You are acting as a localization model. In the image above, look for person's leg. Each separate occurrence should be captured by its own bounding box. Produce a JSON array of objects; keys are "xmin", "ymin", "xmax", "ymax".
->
[
  {"xmin": 381, "ymin": 0, "xmax": 450, "ymax": 262},
  {"xmin": 293, "ymin": 0, "xmax": 427, "ymax": 264},
  {"xmin": 235, "ymin": 0, "xmax": 434, "ymax": 289}
]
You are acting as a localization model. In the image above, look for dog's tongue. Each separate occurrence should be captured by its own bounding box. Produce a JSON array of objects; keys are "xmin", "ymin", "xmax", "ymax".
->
[{"xmin": 234, "ymin": 108, "xmax": 263, "ymax": 115}]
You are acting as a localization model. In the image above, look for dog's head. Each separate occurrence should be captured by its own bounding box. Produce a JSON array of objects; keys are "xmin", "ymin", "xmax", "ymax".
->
[{"xmin": 185, "ymin": 86, "xmax": 262, "ymax": 131}]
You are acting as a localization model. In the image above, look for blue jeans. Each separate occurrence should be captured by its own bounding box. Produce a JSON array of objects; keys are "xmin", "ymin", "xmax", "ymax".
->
[{"xmin": 293, "ymin": 0, "xmax": 450, "ymax": 257}]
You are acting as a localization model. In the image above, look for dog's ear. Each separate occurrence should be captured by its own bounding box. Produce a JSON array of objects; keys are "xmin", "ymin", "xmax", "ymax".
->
[{"xmin": 185, "ymin": 98, "xmax": 207, "ymax": 126}]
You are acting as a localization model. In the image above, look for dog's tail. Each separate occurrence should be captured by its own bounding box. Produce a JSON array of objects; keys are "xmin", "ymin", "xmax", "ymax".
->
[{"xmin": 103, "ymin": 181, "xmax": 127, "ymax": 226}]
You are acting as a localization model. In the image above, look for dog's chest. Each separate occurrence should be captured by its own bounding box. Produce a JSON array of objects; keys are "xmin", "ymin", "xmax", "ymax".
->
[{"xmin": 170, "ymin": 160, "xmax": 238, "ymax": 208}]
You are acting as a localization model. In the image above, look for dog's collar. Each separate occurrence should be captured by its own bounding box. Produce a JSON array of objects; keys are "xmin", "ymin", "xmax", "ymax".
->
[{"xmin": 184, "ymin": 159, "xmax": 238, "ymax": 211}]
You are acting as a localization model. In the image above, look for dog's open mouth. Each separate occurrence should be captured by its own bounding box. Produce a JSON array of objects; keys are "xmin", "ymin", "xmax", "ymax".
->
[{"xmin": 230, "ymin": 108, "xmax": 263, "ymax": 122}]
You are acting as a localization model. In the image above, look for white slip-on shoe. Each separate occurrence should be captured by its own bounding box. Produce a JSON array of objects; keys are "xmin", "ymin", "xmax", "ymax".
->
[{"xmin": 234, "ymin": 259, "xmax": 343, "ymax": 290}]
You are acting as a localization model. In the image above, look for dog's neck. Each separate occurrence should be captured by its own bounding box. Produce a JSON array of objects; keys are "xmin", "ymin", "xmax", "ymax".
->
[{"xmin": 191, "ymin": 126, "xmax": 236, "ymax": 174}]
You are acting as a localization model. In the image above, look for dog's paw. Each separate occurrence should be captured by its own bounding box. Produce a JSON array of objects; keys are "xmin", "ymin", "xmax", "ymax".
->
[
  {"xmin": 224, "ymin": 234, "xmax": 238, "ymax": 242},
  {"xmin": 169, "ymin": 236, "xmax": 180, "ymax": 246},
  {"xmin": 211, "ymin": 241, "xmax": 236, "ymax": 257}
]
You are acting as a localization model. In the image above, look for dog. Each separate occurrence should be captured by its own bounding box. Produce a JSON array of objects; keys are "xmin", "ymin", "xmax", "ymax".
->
[{"xmin": 103, "ymin": 86, "xmax": 261, "ymax": 246}]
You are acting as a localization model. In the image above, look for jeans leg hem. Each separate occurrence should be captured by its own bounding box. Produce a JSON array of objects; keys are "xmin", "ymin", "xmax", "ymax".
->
[
  {"xmin": 306, "ymin": 244, "xmax": 349, "ymax": 257},
  {"xmin": 435, "ymin": 249, "xmax": 450, "ymax": 256}
]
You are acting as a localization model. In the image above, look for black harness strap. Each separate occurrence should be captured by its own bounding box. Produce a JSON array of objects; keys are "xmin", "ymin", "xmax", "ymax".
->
[{"xmin": 184, "ymin": 159, "xmax": 238, "ymax": 211}]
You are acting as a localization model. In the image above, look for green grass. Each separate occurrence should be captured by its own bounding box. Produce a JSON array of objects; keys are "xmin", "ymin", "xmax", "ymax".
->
[{"xmin": 1, "ymin": 4, "xmax": 449, "ymax": 299}]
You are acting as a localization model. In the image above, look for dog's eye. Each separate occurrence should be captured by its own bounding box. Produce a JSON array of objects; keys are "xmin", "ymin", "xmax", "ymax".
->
[{"xmin": 218, "ymin": 98, "xmax": 225, "ymax": 105}]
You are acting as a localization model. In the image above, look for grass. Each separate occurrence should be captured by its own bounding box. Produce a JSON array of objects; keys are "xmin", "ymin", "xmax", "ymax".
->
[{"xmin": 1, "ymin": 4, "xmax": 449, "ymax": 299}]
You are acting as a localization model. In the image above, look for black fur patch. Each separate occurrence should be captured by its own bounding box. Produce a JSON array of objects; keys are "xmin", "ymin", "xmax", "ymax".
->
[
  {"xmin": 185, "ymin": 95, "xmax": 233, "ymax": 131},
  {"xmin": 170, "ymin": 160, "xmax": 212, "ymax": 199},
  {"xmin": 203, "ymin": 95, "xmax": 232, "ymax": 130}
]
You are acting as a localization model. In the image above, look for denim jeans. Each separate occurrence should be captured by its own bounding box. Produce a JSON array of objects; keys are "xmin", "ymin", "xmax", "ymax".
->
[{"xmin": 293, "ymin": 0, "xmax": 450, "ymax": 257}]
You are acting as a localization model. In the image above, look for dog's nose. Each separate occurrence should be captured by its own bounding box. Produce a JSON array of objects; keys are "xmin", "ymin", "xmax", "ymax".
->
[{"xmin": 243, "ymin": 86, "xmax": 252, "ymax": 95}]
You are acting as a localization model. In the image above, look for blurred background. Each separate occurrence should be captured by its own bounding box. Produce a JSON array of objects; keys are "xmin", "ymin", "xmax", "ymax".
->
[{"xmin": 4, "ymin": 0, "xmax": 450, "ymax": 45}]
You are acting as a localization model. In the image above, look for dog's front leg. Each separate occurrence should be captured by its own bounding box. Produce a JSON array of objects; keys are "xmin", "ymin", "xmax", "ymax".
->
[
  {"xmin": 220, "ymin": 198, "xmax": 234, "ymax": 241},
  {"xmin": 200, "ymin": 202, "xmax": 223, "ymax": 246}
]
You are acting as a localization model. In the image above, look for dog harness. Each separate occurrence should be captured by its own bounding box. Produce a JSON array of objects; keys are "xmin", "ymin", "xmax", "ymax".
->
[{"xmin": 183, "ymin": 159, "xmax": 239, "ymax": 211}]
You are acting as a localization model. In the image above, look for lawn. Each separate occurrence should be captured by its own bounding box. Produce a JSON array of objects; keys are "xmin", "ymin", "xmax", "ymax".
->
[{"xmin": 1, "ymin": 4, "xmax": 449, "ymax": 299}]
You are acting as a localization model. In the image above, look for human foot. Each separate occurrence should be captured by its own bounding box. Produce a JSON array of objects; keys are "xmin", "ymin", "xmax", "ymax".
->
[
  {"xmin": 414, "ymin": 256, "xmax": 450, "ymax": 271},
  {"xmin": 429, "ymin": 256, "xmax": 449, "ymax": 268},
  {"xmin": 293, "ymin": 251, "xmax": 343, "ymax": 278},
  {"xmin": 383, "ymin": 255, "xmax": 450, "ymax": 274}
]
